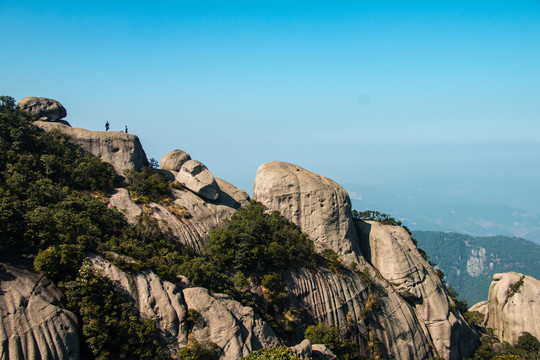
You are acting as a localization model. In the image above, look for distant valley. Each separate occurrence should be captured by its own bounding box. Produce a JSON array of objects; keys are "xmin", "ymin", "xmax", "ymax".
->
[{"xmin": 412, "ymin": 231, "xmax": 540, "ymax": 306}]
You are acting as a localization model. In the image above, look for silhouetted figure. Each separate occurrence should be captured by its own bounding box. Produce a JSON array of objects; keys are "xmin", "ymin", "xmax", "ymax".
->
[
  {"xmin": 125, "ymin": 125, "xmax": 128, "ymax": 133},
  {"xmin": 105, "ymin": 121, "xmax": 109, "ymax": 131}
]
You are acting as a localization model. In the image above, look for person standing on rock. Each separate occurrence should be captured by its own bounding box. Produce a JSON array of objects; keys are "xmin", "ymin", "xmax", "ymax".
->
[
  {"xmin": 105, "ymin": 121, "xmax": 109, "ymax": 131},
  {"xmin": 125, "ymin": 125, "xmax": 128, "ymax": 133}
]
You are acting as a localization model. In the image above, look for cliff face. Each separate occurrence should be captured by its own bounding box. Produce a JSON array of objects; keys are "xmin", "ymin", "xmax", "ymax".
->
[
  {"xmin": 283, "ymin": 267, "xmax": 433, "ymax": 360},
  {"xmin": 475, "ymin": 272, "xmax": 540, "ymax": 345},
  {"xmin": 254, "ymin": 161, "xmax": 478, "ymax": 360},
  {"xmin": 35, "ymin": 121, "xmax": 148, "ymax": 173},
  {"xmin": 356, "ymin": 221, "xmax": 478, "ymax": 360},
  {"xmin": 0, "ymin": 262, "xmax": 79, "ymax": 360}
]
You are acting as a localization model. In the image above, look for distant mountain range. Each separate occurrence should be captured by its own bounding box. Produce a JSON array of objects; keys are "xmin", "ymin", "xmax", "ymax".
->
[
  {"xmin": 346, "ymin": 182, "xmax": 540, "ymax": 245},
  {"xmin": 412, "ymin": 231, "xmax": 540, "ymax": 306}
]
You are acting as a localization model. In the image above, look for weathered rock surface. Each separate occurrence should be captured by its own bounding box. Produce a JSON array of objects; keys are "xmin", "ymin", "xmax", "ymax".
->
[
  {"xmin": 283, "ymin": 267, "xmax": 434, "ymax": 360},
  {"xmin": 107, "ymin": 188, "xmax": 142, "ymax": 223},
  {"xmin": 291, "ymin": 339, "xmax": 312, "ymax": 359},
  {"xmin": 355, "ymin": 221, "xmax": 478, "ymax": 360},
  {"xmin": 312, "ymin": 344, "xmax": 337, "ymax": 360},
  {"xmin": 484, "ymin": 272, "xmax": 540, "ymax": 344},
  {"xmin": 184, "ymin": 288, "xmax": 280, "ymax": 360},
  {"xmin": 108, "ymin": 177, "xmax": 249, "ymax": 251},
  {"xmin": 36, "ymin": 121, "xmax": 148, "ymax": 173},
  {"xmin": 18, "ymin": 96, "xmax": 67, "ymax": 121},
  {"xmin": 253, "ymin": 161, "xmax": 362, "ymax": 265},
  {"xmin": 176, "ymin": 160, "xmax": 220, "ymax": 201},
  {"xmin": 88, "ymin": 254, "xmax": 189, "ymax": 353},
  {"xmin": 0, "ymin": 261, "xmax": 79, "ymax": 360},
  {"xmin": 89, "ymin": 254, "xmax": 279, "ymax": 359},
  {"xmin": 160, "ymin": 149, "xmax": 191, "ymax": 172}
]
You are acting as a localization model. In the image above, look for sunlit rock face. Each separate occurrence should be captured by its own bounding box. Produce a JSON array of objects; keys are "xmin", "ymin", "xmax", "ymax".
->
[
  {"xmin": 18, "ymin": 96, "xmax": 67, "ymax": 121},
  {"xmin": 253, "ymin": 161, "xmax": 363, "ymax": 266},
  {"xmin": 35, "ymin": 121, "xmax": 148, "ymax": 173},
  {"xmin": 176, "ymin": 160, "xmax": 220, "ymax": 201},
  {"xmin": 283, "ymin": 267, "xmax": 434, "ymax": 360},
  {"xmin": 0, "ymin": 262, "xmax": 79, "ymax": 360},
  {"xmin": 356, "ymin": 221, "xmax": 478, "ymax": 360},
  {"xmin": 88, "ymin": 254, "xmax": 280, "ymax": 359},
  {"xmin": 483, "ymin": 272, "xmax": 540, "ymax": 344}
]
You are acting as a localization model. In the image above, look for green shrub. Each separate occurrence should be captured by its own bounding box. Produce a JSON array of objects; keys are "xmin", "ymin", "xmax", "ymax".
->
[
  {"xmin": 178, "ymin": 338, "xmax": 219, "ymax": 360},
  {"xmin": 506, "ymin": 278, "xmax": 524, "ymax": 300},
  {"xmin": 34, "ymin": 244, "xmax": 84, "ymax": 281},
  {"xmin": 464, "ymin": 311, "xmax": 485, "ymax": 327},
  {"xmin": 304, "ymin": 323, "xmax": 357, "ymax": 359},
  {"xmin": 261, "ymin": 272, "xmax": 287, "ymax": 304},
  {"xmin": 321, "ymin": 248, "xmax": 342, "ymax": 274},
  {"xmin": 124, "ymin": 167, "xmax": 170, "ymax": 203},
  {"xmin": 206, "ymin": 200, "xmax": 317, "ymax": 273},
  {"xmin": 351, "ymin": 210, "xmax": 402, "ymax": 226},
  {"xmin": 241, "ymin": 347, "xmax": 300, "ymax": 360}
]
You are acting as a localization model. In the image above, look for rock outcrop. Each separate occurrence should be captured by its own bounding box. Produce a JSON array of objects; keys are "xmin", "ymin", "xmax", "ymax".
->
[
  {"xmin": 355, "ymin": 221, "xmax": 478, "ymax": 360},
  {"xmin": 107, "ymin": 188, "xmax": 143, "ymax": 223},
  {"xmin": 0, "ymin": 261, "xmax": 79, "ymax": 360},
  {"xmin": 481, "ymin": 272, "xmax": 540, "ymax": 344},
  {"xmin": 109, "ymin": 177, "xmax": 249, "ymax": 251},
  {"xmin": 109, "ymin": 182, "xmax": 246, "ymax": 252},
  {"xmin": 36, "ymin": 121, "xmax": 148, "ymax": 173},
  {"xmin": 253, "ymin": 161, "xmax": 362, "ymax": 265},
  {"xmin": 183, "ymin": 288, "xmax": 280, "ymax": 359},
  {"xmin": 176, "ymin": 160, "xmax": 220, "ymax": 201},
  {"xmin": 18, "ymin": 97, "xmax": 67, "ymax": 121},
  {"xmin": 160, "ymin": 149, "xmax": 191, "ymax": 172},
  {"xmin": 254, "ymin": 161, "xmax": 478, "ymax": 359},
  {"xmin": 468, "ymin": 301, "xmax": 488, "ymax": 318},
  {"xmin": 88, "ymin": 254, "xmax": 279, "ymax": 359}
]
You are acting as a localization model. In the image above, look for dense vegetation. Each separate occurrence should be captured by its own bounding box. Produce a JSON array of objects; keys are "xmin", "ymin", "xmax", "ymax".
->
[
  {"xmin": 413, "ymin": 231, "xmax": 540, "ymax": 305},
  {"xmin": 304, "ymin": 323, "xmax": 358, "ymax": 360},
  {"xmin": 465, "ymin": 329, "xmax": 540, "ymax": 360}
]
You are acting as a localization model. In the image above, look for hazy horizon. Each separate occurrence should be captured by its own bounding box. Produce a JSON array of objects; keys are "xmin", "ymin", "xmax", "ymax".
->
[{"xmin": 2, "ymin": 1, "xmax": 539, "ymax": 241}]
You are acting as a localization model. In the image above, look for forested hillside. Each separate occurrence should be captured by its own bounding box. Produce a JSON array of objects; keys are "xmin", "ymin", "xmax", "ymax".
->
[{"xmin": 413, "ymin": 231, "xmax": 540, "ymax": 306}]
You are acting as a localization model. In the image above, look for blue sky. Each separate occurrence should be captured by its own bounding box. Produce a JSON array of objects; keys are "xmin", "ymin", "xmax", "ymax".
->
[{"xmin": 2, "ymin": 1, "xmax": 540, "ymax": 232}]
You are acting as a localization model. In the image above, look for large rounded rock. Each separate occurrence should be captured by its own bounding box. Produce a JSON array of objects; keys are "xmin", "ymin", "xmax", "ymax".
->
[
  {"xmin": 253, "ymin": 161, "xmax": 362, "ymax": 265},
  {"xmin": 176, "ymin": 160, "xmax": 220, "ymax": 201},
  {"xmin": 0, "ymin": 261, "xmax": 79, "ymax": 360},
  {"xmin": 485, "ymin": 272, "xmax": 540, "ymax": 344},
  {"xmin": 160, "ymin": 150, "xmax": 191, "ymax": 172},
  {"xmin": 36, "ymin": 121, "xmax": 148, "ymax": 173},
  {"xmin": 18, "ymin": 96, "xmax": 67, "ymax": 121}
]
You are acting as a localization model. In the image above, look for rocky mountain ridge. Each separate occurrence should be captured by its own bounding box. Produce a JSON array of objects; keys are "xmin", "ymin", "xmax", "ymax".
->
[{"xmin": 5, "ymin": 96, "xmax": 534, "ymax": 359}]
